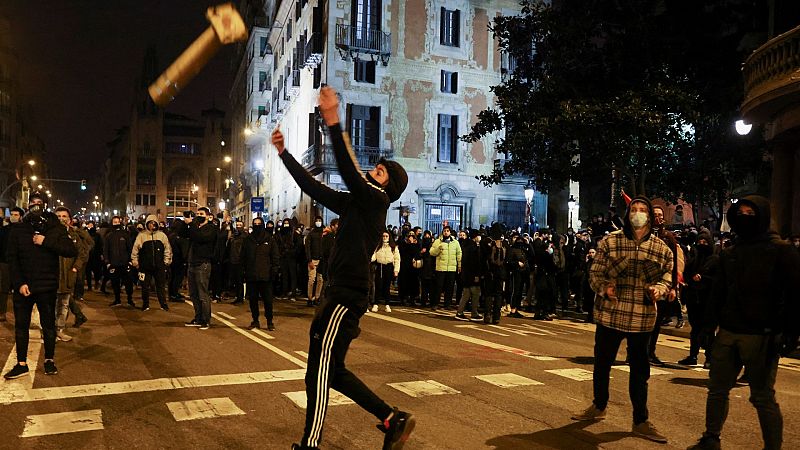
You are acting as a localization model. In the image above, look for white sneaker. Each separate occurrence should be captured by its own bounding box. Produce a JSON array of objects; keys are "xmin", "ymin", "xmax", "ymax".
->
[
  {"xmin": 385, "ymin": 305, "xmax": 391, "ymax": 313},
  {"xmin": 371, "ymin": 304, "xmax": 379, "ymax": 313}
]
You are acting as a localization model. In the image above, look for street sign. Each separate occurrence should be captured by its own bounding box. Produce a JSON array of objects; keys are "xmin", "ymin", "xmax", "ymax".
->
[{"xmin": 250, "ymin": 197, "xmax": 265, "ymax": 213}]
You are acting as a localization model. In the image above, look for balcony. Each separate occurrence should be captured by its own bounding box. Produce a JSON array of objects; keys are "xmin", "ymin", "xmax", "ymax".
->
[
  {"xmin": 304, "ymin": 32, "xmax": 324, "ymax": 69},
  {"xmin": 742, "ymin": 24, "xmax": 800, "ymax": 124},
  {"xmin": 335, "ymin": 24, "xmax": 392, "ymax": 65},
  {"xmin": 302, "ymin": 143, "xmax": 393, "ymax": 175},
  {"xmin": 289, "ymin": 70, "xmax": 301, "ymax": 96},
  {"xmin": 259, "ymin": 80, "xmax": 272, "ymax": 92}
]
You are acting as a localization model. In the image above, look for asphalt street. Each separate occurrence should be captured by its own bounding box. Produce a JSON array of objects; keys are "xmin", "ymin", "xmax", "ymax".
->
[{"xmin": 1, "ymin": 289, "xmax": 798, "ymax": 450}]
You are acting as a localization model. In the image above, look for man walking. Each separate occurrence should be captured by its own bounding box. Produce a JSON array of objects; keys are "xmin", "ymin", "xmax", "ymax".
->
[
  {"xmin": 185, "ymin": 207, "xmax": 216, "ymax": 329},
  {"xmin": 4, "ymin": 195, "xmax": 77, "ymax": 379},
  {"xmin": 104, "ymin": 216, "xmax": 134, "ymax": 307},
  {"xmin": 572, "ymin": 196, "xmax": 673, "ymax": 444},
  {"xmin": 131, "ymin": 215, "xmax": 172, "ymax": 311},
  {"xmin": 275, "ymin": 86, "xmax": 414, "ymax": 450},
  {"xmin": 689, "ymin": 196, "xmax": 800, "ymax": 450},
  {"xmin": 242, "ymin": 217, "xmax": 280, "ymax": 330}
]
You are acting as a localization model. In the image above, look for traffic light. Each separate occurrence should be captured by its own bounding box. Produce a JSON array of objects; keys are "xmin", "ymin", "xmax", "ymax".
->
[{"xmin": 80, "ymin": 179, "xmax": 87, "ymax": 191}]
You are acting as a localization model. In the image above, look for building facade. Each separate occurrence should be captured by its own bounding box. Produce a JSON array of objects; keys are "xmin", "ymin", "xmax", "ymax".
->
[
  {"xmin": 230, "ymin": 0, "xmax": 550, "ymax": 233},
  {"xmin": 101, "ymin": 48, "xmax": 231, "ymax": 222}
]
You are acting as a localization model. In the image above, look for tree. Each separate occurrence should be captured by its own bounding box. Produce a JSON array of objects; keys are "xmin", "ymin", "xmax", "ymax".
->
[{"xmin": 465, "ymin": 0, "xmax": 767, "ymax": 215}]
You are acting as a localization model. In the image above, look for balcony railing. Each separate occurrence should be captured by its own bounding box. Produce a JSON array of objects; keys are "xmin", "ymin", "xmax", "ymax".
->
[
  {"xmin": 304, "ymin": 32, "xmax": 324, "ymax": 68},
  {"xmin": 742, "ymin": 24, "xmax": 800, "ymax": 123},
  {"xmin": 302, "ymin": 143, "xmax": 393, "ymax": 174},
  {"xmin": 335, "ymin": 24, "xmax": 391, "ymax": 65}
]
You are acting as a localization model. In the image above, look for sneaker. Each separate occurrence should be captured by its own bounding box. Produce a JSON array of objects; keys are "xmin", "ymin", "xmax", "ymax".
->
[
  {"xmin": 127, "ymin": 300, "xmax": 136, "ymax": 308},
  {"xmin": 247, "ymin": 321, "xmax": 260, "ymax": 330},
  {"xmin": 3, "ymin": 363, "xmax": 29, "ymax": 380},
  {"xmin": 73, "ymin": 316, "xmax": 88, "ymax": 328},
  {"xmin": 43, "ymin": 360, "xmax": 58, "ymax": 375},
  {"xmin": 571, "ymin": 404, "xmax": 607, "ymax": 421},
  {"xmin": 184, "ymin": 320, "xmax": 202, "ymax": 327},
  {"xmin": 371, "ymin": 304, "xmax": 379, "ymax": 313},
  {"xmin": 385, "ymin": 305, "xmax": 392, "ymax": 313},
  {"xmin": 678, "ymin": 356, "xmax": 698, "ymax": 366},
  {"xmin": 57, "ymin": 330, "xmax": 73, "ymax": 342},
  {"xmin": 199, "ymin": 323, "xmax": 210, "ymax": 330},
  {"xmin": 268, "ymin": 323, "xmax": 276, "ymax": 331},
  {"xmin": 676, "ymin": 319, "xmax": 686, "ymax": 329},
  {"xmin": 141, "ymin": 306, "xmax": 150, "ymax": 312},
  {"xmin": 454, "ymin": 313, "xmax": 469, "ymax": 321},
  {"xmin": 110, "ymin": 301, "xmax": 121, "ymax": 307},
  {"xmin": 501, "ymin": 305, "xmax": 510, "ymax": 313},
  {"xmin": 632, "ymin": 420, "xmax": 668, "ymax": 443},
  {"xmin": 649, "ymin": 355, "xmax": 665, "ymax": 366},
  {"xmin": 688, "ymin": 434, "xmax": 721, "ymax": 450},
  {"xmin": 509, "ymin": 311, "xmax": 524, "ymax": 318},
  {"xmin": 471, "ymin": 314, "xmax": 484, "ymax": 321},
  {"xmin": 160, "ymin": 305, "xmax": 170, "ymax": 311},
  {"xmin": 378, "ymin": 407, "xmax": 416, "ymax": 450},
  {"xmin": 491, "ymin": 320, "xmax": 500, "ymax": 325}
]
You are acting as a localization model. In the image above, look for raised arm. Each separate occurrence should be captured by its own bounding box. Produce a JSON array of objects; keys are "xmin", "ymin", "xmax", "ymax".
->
[{"xmin": 274, "ymin": 128, "xmax": 348, "ymax": 215}]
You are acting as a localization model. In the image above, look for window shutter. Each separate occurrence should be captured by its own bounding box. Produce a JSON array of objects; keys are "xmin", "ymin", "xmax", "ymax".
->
[
  {"xmin": 346, "ymin": 104, "xmax": 353, "ymax": 135},
  {"xmin": 452, "ymin": 72, "xmax": 458, "ymax": 94},
  {"xmin": 440, "ymin": 7, "xmax": 446, "ymax": 45},
  {"xmin": 454, "ymin": 10, "xmax": 461, "ymax": 47},
  {"xmin": 440, "ymin": 70, "xmax": 445, "ymax": 92},
  {"xmin": 451, "ymin": 115, "xmax": 459, "ymax": 163},
  {"xmin": 437, "ymin": 114, "xmax": 443, "ymax": 162},
  {"xmin": 313, "ymin": 66, "xmax": 321, "ymax": 88},
  {"xmin": 367, "ymin": 106, "xmax": 381, "ymax": 147},
  {"xmin": 308, "ymin": 112, "xmax": 316, "ymax": 147},
  {"xmin": 366, "ymin": 61, "xmax": 376, "ymax": 84}
]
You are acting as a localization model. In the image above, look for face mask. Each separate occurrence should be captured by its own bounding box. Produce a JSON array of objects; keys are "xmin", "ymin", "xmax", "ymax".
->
[
  {"xmin": 197, "ymin": 216, "xmax": 207, "ymax": 224},
  {"xmin": 630, "ymin": 212, "xmax": 648, "ymax": 228},
  {"xmin": 252, "ymin": 223, "xmax": 265, "ymax": 232},
  {"xmin": 266, "ymin": 226, "xmax": 274, "ymax": 233},
  {"xmin": 733, "ymin": 215, "xmax": 759, "ymax": 239},
  {"xmin": 315, "ymin": 221, "xmax": 322, "ymax": 228}
]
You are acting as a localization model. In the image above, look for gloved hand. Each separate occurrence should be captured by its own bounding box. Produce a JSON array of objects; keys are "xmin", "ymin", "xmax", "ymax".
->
[{"xmin": 778, "ymin": 334, "xmax": 799, "ymax": 357}]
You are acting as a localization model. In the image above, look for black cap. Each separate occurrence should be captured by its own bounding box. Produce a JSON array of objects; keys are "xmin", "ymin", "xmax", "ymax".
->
[{"xmin": 378, "ymin": 158, "xmax": 408, "ymax": 203}]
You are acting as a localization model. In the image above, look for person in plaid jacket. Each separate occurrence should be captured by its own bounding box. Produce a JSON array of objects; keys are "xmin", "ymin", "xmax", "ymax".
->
[{"xmin": 572, "ymin": 195, "xmax": 674, "ymax": 444}]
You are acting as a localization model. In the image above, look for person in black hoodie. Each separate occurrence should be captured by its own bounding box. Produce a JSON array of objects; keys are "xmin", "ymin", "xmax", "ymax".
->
[
  {"xmin": 274, "ymin": 86, "xmax": 414, "ymax": 450},
  {"xmin": 455, "ymin": 229, "xmax": 484, "ymax": 321},
  {"xmin": 277, "ymin": 217, "xmax": 300, "ymax": 300},
  {"xmin": 0, "ymin": 207, "xmax": 23, "ymax": 322},
  {"xmin": 185, "ymin": 207, "xmax": 217, "ymax": 329},
  {"xmin": 678, "ymin": 231, "xmax": 717, "ymax": 367},
  {"xmin": 3, "ymin": 195, "xmax": 77, "ymax": 379},
  {"xmin": 689, "ymin": 196, "xmax": 800, "ymax": 450},
  {"xmin": 305, "ymin": 216, "xmax": 325, "ymax": 306},
  {"xmin": 242, "ymin": 217, "xmax": 280, "ymax": 330},
  {"xmin": 167, "ymin": 217, "xmax": 190, "ymax": 301},
  {"xmin": 104, "ymin": 216, "xmax": 134, "ymax": 307}
]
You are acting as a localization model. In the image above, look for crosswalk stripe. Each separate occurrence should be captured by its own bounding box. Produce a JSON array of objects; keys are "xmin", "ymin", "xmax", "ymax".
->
[
  {"xmin": 474, "ymin": 373, "xmax": 544, "ymax": 388},
  {"xmin": 283, "ymin": 390, "xmax": 354, "ymax": 409},
  {"xmin": 454, "ymin": 324, "xmax": 510, "ymax": 336},
  {"xmin": 545, "ymin": 368, "xmax": 596, "ymax": 382},
  {"xmin": 250, "ymin": 328, "xmax": 275, "ymax": 340},
  {"xmin": 612, "ymin": 365, "xmax": 670, "ymax": 375},
  {"xmin": 216, "ymin": 311, "xmax": 236, "ymax": 320},
  {"xmin": 294, "ymin": 351, "xmax": 309, "ymax": 359},
  {"xmin": 167, "ymin": 397, "xmax": 246, "ymax": 421},
  {"xmin": 20, "ymin": 409, "xmax": 103, "ymax": 437},
  {"xmin": 387, "ymin": 380, "xmax": 460, "ymax": 398}
]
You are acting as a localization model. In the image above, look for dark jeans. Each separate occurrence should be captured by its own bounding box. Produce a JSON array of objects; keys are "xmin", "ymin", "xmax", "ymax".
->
[
  {"xmin": 109, "ymin": 265, "xmax": 133, "ymax": 303},
  {"xmin": 593, "ymin": 324, "xmax": 651, "ymax": 424},
  {"xmin": 420, "ymin": 278, "xmax": 434, "ymax": 306},
  {"xmin": 510, "ymin": 270, "xmax": 527, "ymax": 310},
  {"xmin": 302, "ymin": 287, "xmax": 392, "ymax": 448},
  {"xmin": 649, "ymin": 300, "xmax": 670, "ymax": 357},
  {"xmin": 229, "ymin": 264, "xmax": 244, "ymax": 302},
  {"xmin": 397, "ymin": 267, "xmax": 419, "ymax": 301},
  {"xmin": 556, "ymin": 271, "xmax": 570, "ymax": 310},
  {"xmin": 188, "ymin": 262, "xmax": 212, "ymax": 325},
  {"xmin": 0, "ymin": 262, "xmax": 9, "ymax": 315},
  {"xmin": 13, "ymin": 291, "xmax": 57, "ymax": 361},
  {"xmin": 704, "ymin": 329, "xmax": 782, "ymax": 449},
  {"xmin": 248, "ymin": 280, "xmax": 274, "ymax": 325},
  {"xmin": 281, "ymin": 258, "xmax": 298, "ymax": 297},
  {"xmin": 684, "ymin": 295, "xmax": 706, "ymax": 358},
  {"xmin": 169, "ymin": 263, "xmax": 187, "ymax": 298},
  {"xmin": 372, "ymin": 263, "xmax": 394, "ymax": 306},
  {"xmin": 432, "ymin": 271, "xmax": 457, "ymax": 308},
  {"xmin": 85, "ymin": 259, "xmax": 102, "ymax": 289},
  {"xmin": 73, "ymin": 268, "xmax": 86, "ymax": 299},
  {"xmin": 535, "ymin": 270, "xmax": 556, "ymax": 314},
  {"xmin": 141, "ymin": 268, "xmax": 168, "ymax": 308}
]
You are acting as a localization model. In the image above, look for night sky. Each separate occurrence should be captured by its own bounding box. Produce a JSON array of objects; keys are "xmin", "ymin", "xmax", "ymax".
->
[{"xmin": 2, "ymin": 0, "xmax": 235, "ymax": 206}]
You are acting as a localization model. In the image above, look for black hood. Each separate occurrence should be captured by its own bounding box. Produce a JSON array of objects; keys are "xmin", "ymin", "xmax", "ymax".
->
[
  {"xmin": 622, "ymin": 195, "xmax": 656, "ymax": 240},
  {"xmin": 727, "ymin": 195, "xmax": 771, "ymax": 239}
]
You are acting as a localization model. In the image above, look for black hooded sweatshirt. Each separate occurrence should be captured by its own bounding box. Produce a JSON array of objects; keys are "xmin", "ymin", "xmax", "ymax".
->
[
  {"xmin": 7, "ymin": 211, "xmax": 77, "ymax": 294},
  {"xmin": 709, "ymin": 195, "xmax": 800, "ymax": 336},
  {"xmin": 280, "ymin": 123, "xmax": 391, "ymax": 312}
]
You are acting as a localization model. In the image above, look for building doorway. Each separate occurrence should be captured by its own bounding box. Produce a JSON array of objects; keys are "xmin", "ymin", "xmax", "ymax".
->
[{"xmin": 425, "ymin": 203, "xmax": 462, "ymax": 236}]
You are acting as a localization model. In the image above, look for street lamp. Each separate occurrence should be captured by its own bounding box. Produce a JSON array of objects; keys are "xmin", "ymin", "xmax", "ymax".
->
[
  {"xmin": 27, "ymin": 160, "xmax": 35, "ymax": 167},
  {"xmin": 223, "ymin": 155, "xmax": 232, "ymax": 163},
  {"xmin": 30, "ymin": 175, "xmax": 38, "ymax": 182},
  {"xmin": 221, "ymin": 140, "xmax": 226, "ymax": 147},
  {"xmin": 735, "ymin": 119, "xmax": 752, "ymax": 136},
  {"xmin": 524, "ymin": 180, "xmax": 535, "ymax": 234},
  {"xmin": 218, "ymin": 200, "xmax": 226, "ymax": 211}
]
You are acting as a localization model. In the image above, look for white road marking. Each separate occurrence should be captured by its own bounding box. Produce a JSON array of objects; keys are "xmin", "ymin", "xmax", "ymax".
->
[
  {"xmin": 692, "ymin": 367, "xmax": 709, "ymax": 372},
  {"xmin": 545, "ymin": 368, "xmax": 596, "ymax": 382},
  {"xmin": 454, "ymin": 324, "xmax": 510, "ymax": 336},
  {"xmin": 166, "ymin": 397, "xmax": 246, "ymax": 421},
  {"xmin": 250, "ymin": 328, "xmax": 275, "ymax": 340},
  {"xmin": 2, "ymin": 321, "xmax": 42, "ymax": 393},
  {"xmin": 612, "ymin": 365, "xmax": 670, "ymax": 375},
  {"xmin": 208, "ymin": 311, "xmax": 305, "ymax": 367},
  {"xmin": 0, "ymin": 369, "xmax": 306, "ymax": 405},
  {"xmin": 508, "ymin": 322, "xmax": 581, "ymax": 335},
  {"xmin": 488, "ymin": 324, "xmax": 547, "ymax": 336},
  {"xmin": 530, "ymin": 356, "xmax": 560, "ymax": 361},
  {"xmin": 364, "ymin": 312, "xmax": 557, "ymax": 361},
  {"xmin": 294, "ymin": 351, "xmax": 309, "ymax": 359},
  {"xmin": 283, "ymin": 390, "xmax": 355, "ymax": 409},
  {"xmin": 388, "ymin": 380, "xmax": 460, "ymax": 398},
  {"xmin": 20, "ymin": 409, "xmax": 103, "ymax": 437},
  {"xmin": 474, "ymin": 373, "xmax": 544, "ymax": 388},
  {"xmin": 216, "ymin": 311, "xmax": 236, "ymax": 320}
]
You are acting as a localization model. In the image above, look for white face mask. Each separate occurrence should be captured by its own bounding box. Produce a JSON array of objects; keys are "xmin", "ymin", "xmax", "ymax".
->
[
  {"xmin": 382, "ymin": 237, "xmax": 390, "ymax": 243},
  {"xmin": 315, "ymin": 221, "xmax": 322, "ymax": 228},
  {"xmin": 630, "ymin": 211, "xmax": 649, "ymax": 228}
]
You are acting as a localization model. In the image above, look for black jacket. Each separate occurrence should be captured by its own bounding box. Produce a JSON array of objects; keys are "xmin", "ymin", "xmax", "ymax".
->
[
  {"xmin": 319, "ymin": 230, "xmax": 336, "ymax": 278},
  {"xmin": 7, "ymin": 212, "xmax": 77, "ymax": 293},
  {"xmin": 710, "ymin": 195, "xmax": 800, "ymax": 335},
  {"xmin": 305, "ymin": 227, "xmax": 324, "ymax": 261},
  {"xmin": 242, "ymin": 230, "xmax": 280, "ymax": 282},
  {"xmin": 0, "ymin": 223, "xmax": 12, "ymax": 264},
  {"xmin": 280, "ymin": 123, "xmax": 391, "ymax": 312},
  {"xmin": 188, "ymin": 220, "xmax": 217, "ymax": 265},
  {"xmin": 104, "ymin": 227, "xmax": 132, "ymax": 267},
  {"xmin": 460, "ymin": 239, "xmax": 484, "ymax": 287}
]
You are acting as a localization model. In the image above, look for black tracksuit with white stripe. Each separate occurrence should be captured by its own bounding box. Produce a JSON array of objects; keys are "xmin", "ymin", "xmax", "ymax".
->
[{"xmin": 280, "ymin": 123, "xmax": 393, "ymax": 448}]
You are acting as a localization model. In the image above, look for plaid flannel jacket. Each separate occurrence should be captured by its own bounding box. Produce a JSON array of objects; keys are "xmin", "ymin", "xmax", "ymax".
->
[{"xmin": 590, "ymin": 230, "xmax": 674, "ymax": 333}]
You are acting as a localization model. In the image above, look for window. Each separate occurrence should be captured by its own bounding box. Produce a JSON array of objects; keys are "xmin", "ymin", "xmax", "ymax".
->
[
  {"xmin": 208, "ymin": 168, "xmax": 216, "ymax": 193},
  {"xmin": 287, "ymin": 19, "xmax": 292, "ymax": 41},
  {"xmin": 260, "ymin": 37, "xmax": 269, "ymax": 56},
  {"xmin": 441, "ymin": 71, "xmax": 458, "ymax": 93},
  {"xmin": 308, "ymin": 107, "xmax": 322, "ymax": 147},
  {"xmin": 295, "ymin": 1, "xmax": 302, "ymax": 20},
  {"xmin": 259, "ymin": 71, "xmax": 270, "ymax": 91},
  {"xmin": 352, "ymin": 0, "xmax": 381, "ymax": 30},
  {"xmin": 440, "ymin": 8, "xmax": 460, "ymax": 47},
  {"xmin": 347, "ymin": 105, "xmax": 380, "ymax": 149},
  {"xmin": 165, "ymin": 142, "xmax": 201, "ymax": 155},
  {"xmin": 437, "ymin": 114, "xmax": 459, "ymax": 163},
  {"xmin": 135, "ymin": 194, "xmax": 157, "ymax": 206},
  {"xmin": 258, "ymin": 105, "xmax": 268, "ymax": 117},
  {"xmin": 354, "ymin": 60, "xmax": 376, "ymax": 83},
  {"xmin": 497, "ymin": 200, "xmax": 527, "ymax": 229}
]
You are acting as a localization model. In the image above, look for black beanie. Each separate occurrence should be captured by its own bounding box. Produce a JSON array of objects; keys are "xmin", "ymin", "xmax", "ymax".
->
[{"xmin": 378, "ymin": 158, "xmax": 408, "ymax": 202}]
